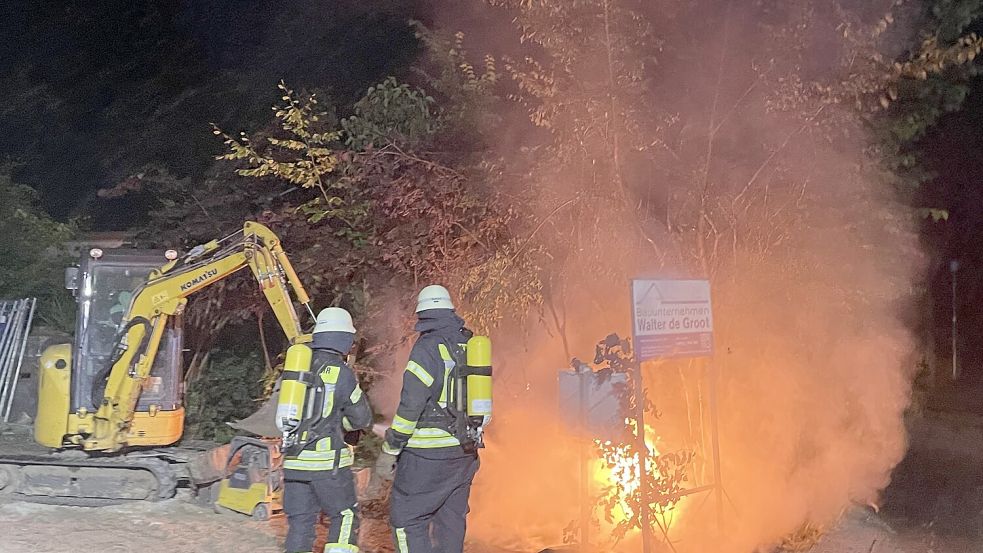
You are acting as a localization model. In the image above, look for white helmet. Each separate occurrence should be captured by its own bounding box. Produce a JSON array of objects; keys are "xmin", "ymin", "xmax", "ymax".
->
[
  {"xmin": 415, "ymin": 284, "xmax": 454, "ymax": 313},
  {"xmin": 313, "ymin": 307, "xmax": 356, "ymax": 334}
]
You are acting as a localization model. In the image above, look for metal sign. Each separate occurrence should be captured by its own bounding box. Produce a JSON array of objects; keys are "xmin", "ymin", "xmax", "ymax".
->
[
  {"xmin": 631, "ymin": 279, "xmax": 713, "ymax": 361},
  {"xmin": 558, "ymin": 368, "xmax": 629, "ymax": 443}
]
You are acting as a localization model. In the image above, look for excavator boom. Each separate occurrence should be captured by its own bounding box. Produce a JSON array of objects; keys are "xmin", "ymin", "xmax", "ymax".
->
[{"xmin": 84, "ymin": 221, "xmax": 312, "ymax": 451}]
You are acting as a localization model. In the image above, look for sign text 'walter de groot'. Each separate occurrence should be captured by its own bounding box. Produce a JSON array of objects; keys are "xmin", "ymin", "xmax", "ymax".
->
[{"xmin": 631, "ymin": 279, "xmax": 714, "ymax": 362}]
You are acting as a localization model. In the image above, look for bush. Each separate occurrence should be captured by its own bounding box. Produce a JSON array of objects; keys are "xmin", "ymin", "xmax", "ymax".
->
[{"xmin": 185, "ymin": 349, "xmax": 266, "ymax": 443}]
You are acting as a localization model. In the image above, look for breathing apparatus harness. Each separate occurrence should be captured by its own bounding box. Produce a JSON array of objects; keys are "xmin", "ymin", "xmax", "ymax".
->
[
  {"xmin": 277, "ymin": 347, "xmax": 360, "ymax": 458},
  {"xmin": 417, "ymin": 327, "xmax": 493, "ymax": 454},
  {"xmin": 280, "ymin": 359, "xmax": 330, "ymax": 457}
]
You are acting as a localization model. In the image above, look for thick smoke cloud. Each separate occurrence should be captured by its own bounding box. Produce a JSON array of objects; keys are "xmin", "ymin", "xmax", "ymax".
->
[{"xmin": 406, "ymin": 2, "xmax": 926, "ymax": 551}]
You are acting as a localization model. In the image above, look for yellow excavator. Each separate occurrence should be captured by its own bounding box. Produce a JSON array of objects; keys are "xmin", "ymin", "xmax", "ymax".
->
[{"xmin": 0, "ymin": 221, "xmax": 312, "ymax": 505}]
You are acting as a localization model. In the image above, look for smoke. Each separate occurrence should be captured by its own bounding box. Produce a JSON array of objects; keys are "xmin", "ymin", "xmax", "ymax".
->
[{"xmin": 370, "ymin": 2, "xmax": 929, "ymax": 551}]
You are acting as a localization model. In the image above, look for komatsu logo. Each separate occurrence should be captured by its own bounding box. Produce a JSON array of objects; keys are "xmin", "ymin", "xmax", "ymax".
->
[{"xmin": 180, "ymin": 268, "xmax": 219, "ymax": 291}]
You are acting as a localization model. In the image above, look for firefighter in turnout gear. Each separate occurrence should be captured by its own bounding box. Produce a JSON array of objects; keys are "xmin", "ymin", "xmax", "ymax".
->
[
  {"xmin": 280, "ymin": 307, "xmax": 373, "ymax": 553},
  {"xmin": 375, "ymin": 285, "xmax": 485, "ymax": 553}
]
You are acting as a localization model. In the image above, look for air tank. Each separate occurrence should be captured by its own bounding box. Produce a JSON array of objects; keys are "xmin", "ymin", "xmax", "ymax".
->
[
  {"xmin": 465, "ymin": 336, "xmax": 492, "ymax": 418},
  {"xmin": 275, "ymin": 343, "xmax": 313, "ymax": 436}
]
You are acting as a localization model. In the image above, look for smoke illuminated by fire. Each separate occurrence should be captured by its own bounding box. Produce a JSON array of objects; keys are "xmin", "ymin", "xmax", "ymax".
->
[{"xmin": 424, "ymin": 2, "xmax": 925, "ymax": 552}]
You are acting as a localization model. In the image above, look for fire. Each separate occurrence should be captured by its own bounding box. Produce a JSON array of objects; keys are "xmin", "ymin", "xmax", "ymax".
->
[{"xmin": 591, "ymin": 424, "xmax": 687, "ymax": 540}]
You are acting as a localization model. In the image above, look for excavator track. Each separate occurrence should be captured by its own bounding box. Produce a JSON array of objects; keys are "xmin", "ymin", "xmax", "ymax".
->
[{"xmin": 0, "ymin": 453, "xmax": 179, "ymax": 506}]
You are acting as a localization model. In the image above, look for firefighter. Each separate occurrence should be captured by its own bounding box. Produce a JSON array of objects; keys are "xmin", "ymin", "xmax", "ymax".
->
[
  {"xmin": 283, "ymin": 307, "xmax": 373, "ymax": 553},
  {"xmin": 374, "ymin": 285, "xmax": 482, "ymax": 553}
]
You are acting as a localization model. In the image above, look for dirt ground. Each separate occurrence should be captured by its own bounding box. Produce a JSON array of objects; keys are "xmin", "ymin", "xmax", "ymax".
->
[
  {"xmin": 0, "ymin": 495, "xmax": 400, "ymax": 553},
  {"xmin": 0, "ymin": 499, "xmax": 949, "ymax": 553},
  {"xmin": 0, "ymin": 499, "xmax": 282, "ymax": 553}
]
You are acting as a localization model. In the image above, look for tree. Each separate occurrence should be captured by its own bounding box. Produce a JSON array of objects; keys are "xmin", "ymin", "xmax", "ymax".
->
[
  {"xmin": 110, "ymin": 39, "xmax": 544, "ymax": 400},
  {"xmin": 864, "ymin": 0, "xmax": 983, "ymax": 384},
  {"xmin": 0, "ymin": 168, "xmax": 75, "ymax": 331},
  {"xmin": 185, "ymin": 348, "xmax": 266, "ymax": 443},
  {"xmin": 211, "ymin": 72, "xmax": 542, "ymax": 336}
]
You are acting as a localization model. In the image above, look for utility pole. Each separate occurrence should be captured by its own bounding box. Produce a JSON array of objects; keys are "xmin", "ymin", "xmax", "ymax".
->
[{"xmin": 950, "ymin": 259, "xmax": 960, "ymax": 381}]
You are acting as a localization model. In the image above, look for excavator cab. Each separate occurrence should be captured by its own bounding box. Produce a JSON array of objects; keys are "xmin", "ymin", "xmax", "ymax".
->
[{"xmin": 35, "ymin": 249, "xmax": 185, "ymax": 448}]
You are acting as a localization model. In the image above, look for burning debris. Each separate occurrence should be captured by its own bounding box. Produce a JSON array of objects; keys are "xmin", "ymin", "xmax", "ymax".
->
[{"xmin": 593, "ymin": 426, "xmax": 696, "ymax": 543}]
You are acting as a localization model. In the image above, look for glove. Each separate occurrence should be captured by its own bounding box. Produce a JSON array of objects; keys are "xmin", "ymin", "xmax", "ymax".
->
[{"xmin": 374, "ymin": 451, "xmax": 397, "ymax": 482}]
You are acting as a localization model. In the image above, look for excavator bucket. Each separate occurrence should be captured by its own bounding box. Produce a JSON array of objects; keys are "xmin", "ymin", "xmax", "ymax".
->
[{"xmin": 227, "ymin": 389, "xmax": 281, "ymax": 438}]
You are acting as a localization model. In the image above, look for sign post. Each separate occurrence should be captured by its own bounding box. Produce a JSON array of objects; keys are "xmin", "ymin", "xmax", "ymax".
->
[
  {"xmin": 630, "ymin": 279, "xmax": 718, "ymax": 549},
  {"xmin": 628, "ymin": 343, "xmax": 655, "ymax": 553},
  {"xmin": 579, "ymin": 367, "xmax": 590, "ymax": 550}
]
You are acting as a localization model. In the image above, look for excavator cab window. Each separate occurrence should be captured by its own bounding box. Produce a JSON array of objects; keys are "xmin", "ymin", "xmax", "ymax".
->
[
  {"xmin": 72, "ymin": 259, "xmax": 183, "ymax": 414},
  {"xmin": 87, "ymin": 267, "xmax": 147, "ymax": 356}
]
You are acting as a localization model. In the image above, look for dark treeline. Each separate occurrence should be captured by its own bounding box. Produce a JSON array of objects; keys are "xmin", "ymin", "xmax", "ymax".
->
[{"xmin": 0, "ymin": 0, "xmax": 426, "ymax": 226}]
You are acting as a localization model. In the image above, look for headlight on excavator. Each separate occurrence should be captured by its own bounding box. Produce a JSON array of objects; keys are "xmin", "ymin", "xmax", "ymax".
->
[
  {"xmin": 164, "ymin": 249, "xmax": 178, "ymax": 260},
  {"xmin": 89, "ymin": 248, "xmax": 103, "ymax": 259}
]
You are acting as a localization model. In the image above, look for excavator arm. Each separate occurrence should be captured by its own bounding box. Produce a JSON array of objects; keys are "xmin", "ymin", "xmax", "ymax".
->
[{"xmin": 82, "ymin": 221, "xmax": 313, "ymax": 452}]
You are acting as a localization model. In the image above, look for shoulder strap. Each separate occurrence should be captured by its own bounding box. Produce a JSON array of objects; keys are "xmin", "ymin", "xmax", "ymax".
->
[
  {"xmin": 285, "ymin": 359, "xmax": 334, "ymax": 454},
  {"xmin": 435, "ymin": 337, "xmax": 469, "ymax": 413}
]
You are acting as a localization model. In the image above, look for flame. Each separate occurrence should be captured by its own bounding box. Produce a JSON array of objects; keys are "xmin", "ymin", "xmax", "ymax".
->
[{"xmin": 591, "ymin": 424, "xmax": 687, "ymax": 540}]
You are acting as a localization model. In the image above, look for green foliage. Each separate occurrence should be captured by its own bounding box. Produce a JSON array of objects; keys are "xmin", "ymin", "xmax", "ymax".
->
[
  {"xmin": 0, "ymin": 168, "xmax": 76, "ymax": 331},
  {"xmin": 865, "ymin": 1, "xmax": 983, "ymax": 193},
  {"xmin": 342, "ymin": 77, "xmax": 437, "ymax": 149},
  {"xmin": 412, "ymin": 25, "xmax": 501, "ymax": 148},
  {"xmin": 208, "ymin": 72, "xmax": 542, "ymax": 337},
  {"xmin": 185, "ymin": 349, "xmax": 267, "ymax": 443},
  {"xmin": 933, "ymin": 0, "xmax": 983, "ymax": 42},
  {"xmin": 459, "ymin": 241, "xmax": 544, "ymax": 333},
  {"xmin": 213, "ymin": 82, "xmax": 354, "ymax": 225},
  {"xmin": 918, "ymin": 207, "xmax": 950, "ymax": 222},
  {"xmin": 0, "ymin": 0, "xmax": 424, "ymax": 220},
  {"xmin": 111, "ymin": 62, "xmax": 544, "ymax": 390}
]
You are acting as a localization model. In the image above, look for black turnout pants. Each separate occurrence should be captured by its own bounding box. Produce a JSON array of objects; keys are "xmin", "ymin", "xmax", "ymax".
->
[
  {"xmin": 389, "ymin": 450, "xmax": 480, "ymax": 553},
  {"xmin": 284, "ymin": 467, "xmax": 359, "ymax": 553}
]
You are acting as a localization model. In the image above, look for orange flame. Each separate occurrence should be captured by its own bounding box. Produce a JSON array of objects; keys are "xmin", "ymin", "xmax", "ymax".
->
[{"xmin": 591, "ymin": 424, "xmax": 687, "ymax": 541}]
